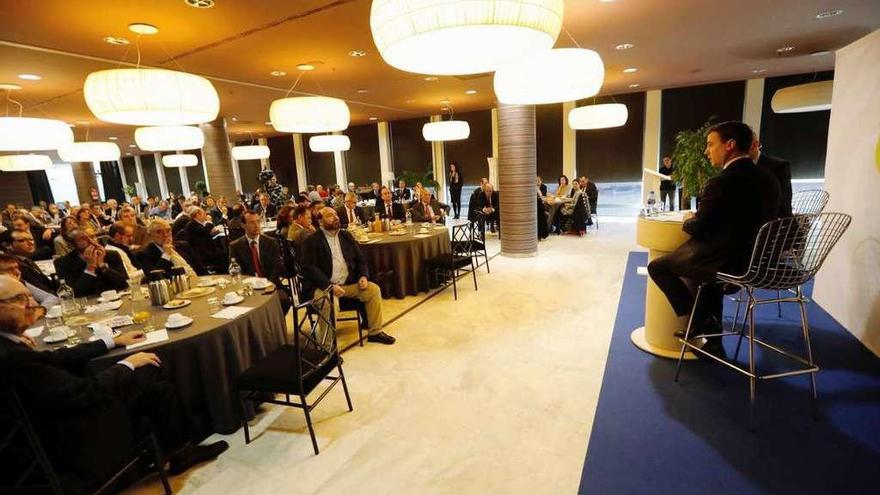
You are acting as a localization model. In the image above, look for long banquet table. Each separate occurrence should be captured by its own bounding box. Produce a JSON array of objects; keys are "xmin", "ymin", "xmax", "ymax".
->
[
  {"xmin": 34, "ymin": 278, "xmax": 287, "ymax": 435},
  {"xmin": 356, "ymin": 224, "xmax": 451, "ymax": 299}
]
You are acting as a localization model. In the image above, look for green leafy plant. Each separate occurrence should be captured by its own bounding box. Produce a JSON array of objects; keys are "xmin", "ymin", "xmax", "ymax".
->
[
  {"xmin": 395, "ymin": 170, "xmax": 438, "ymax": 189},
  {"xmin": 671, "ymin": 119, "xmax": 717, "ymax": 200},
  {"xmin": 194, "ymin": 180, "xmax": 208, "ymax": 197},
  {"xmin": 123, "ymin": 184, "xmax": 136, "ymax": 197}
]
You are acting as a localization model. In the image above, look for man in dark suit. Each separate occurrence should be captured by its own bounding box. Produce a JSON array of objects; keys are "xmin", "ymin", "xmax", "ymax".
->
[
  {"xmin": 300, "ymin": 207, "xmax": 394, "ymax": 345},
  {"xmin": 171, "ymin": 206, "xmax": 192, "ymax": 239},
  {"xmin": 136, "ymin": 219, "xmax": 198, "ymax": 280},
  {"xmin": 648, "ymin": 121, "xmax": 780, "ymax": 358},
  {"xmin": 184, "ymin": 207, "xmax": 225, "ymax": 274},
  {"xmin": 7, "ymin": 230, "xmax": 58, "ymax": 294},
  {"xmin": 467, "ymin": 178, "xmax": 488, "ymax": 222},
  {"xmin": 658, "ymin": 156, "xmax": 677, "ymax": 211},
  {"xmin": 229, "ymin": 210, "xmax": 290, "ymax": 315},
  {"xmin": 392, "ymin": 180, "xmax": 411, "ymax": 204},
  {"xmin": 336, "ymin": 193, "xmax": 366, "ymax": 228},
  {"xmin": 750, "ymin": 134, "xmax": 793, "ymax": 217},
  {"xmin": 252, "ymin": 193, "xmax": 277, "ymax": 221},
  {"xmin": 476, "ymin": 183, "xmax": 501, "ymax": 233},
  {"xmin": 54, "ymin": 229, "xmax": 129, "ymax": 297},
  {"xmin": 377, "ymin": 187, "xmax": 404, "ymax": 221},
  {"xmin": 411, "ymin": 190, "xmax": 447, "ymax": 223},
  {"xmin": 0, "ymin": 275, "xmax": 228, "ymax": 493},
  {"xmin": 11, "ymin": 215, "xmax": 54, "ymax": 260}
]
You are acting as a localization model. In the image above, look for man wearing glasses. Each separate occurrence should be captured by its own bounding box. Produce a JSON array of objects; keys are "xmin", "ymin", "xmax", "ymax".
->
[
  {"xmin": 54, "ymin": 229, "xmax": 128, "ymax": 297},
  {"xmin": 6, "ymin": 230, "xmax": 58, "ymax": 295},
  {"xmin": 0, "ymin": 253, "xmax": 58, "ymax": 309}
]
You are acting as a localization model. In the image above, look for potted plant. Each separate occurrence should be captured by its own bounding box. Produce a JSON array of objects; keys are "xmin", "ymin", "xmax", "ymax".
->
[
  {"xmin": 671, "ymin": 119, "xmax": 717, "ymax": 207},
  {"xmin": 194, "ymin": 180, "xmax": 209, "ymax": 198},
  {"xmin": 123, "ymin": 184, "xmax": 136, "ymax": 198},
  {"xmin": 396, "ymin": 170, "xmax": 439, "ymax": 189}
]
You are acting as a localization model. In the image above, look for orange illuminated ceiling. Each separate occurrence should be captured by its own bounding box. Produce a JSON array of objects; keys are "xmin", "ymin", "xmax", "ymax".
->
[{"xmin": 0, "ymin": 0, "xmax": 877, "ymax": 152}]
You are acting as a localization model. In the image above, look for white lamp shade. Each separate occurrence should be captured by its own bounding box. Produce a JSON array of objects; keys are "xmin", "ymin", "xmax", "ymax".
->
[
  {"xmin": 0, "ymin": 117, "xmax": 73, "ymax": 152},
  {"xmin": 135, "ymin": 126, "xmax": 204, "ymax": 151},
  {"xmin": 495, "ymin": 48, "xmax": 604, "ymax": 105},
  {"xmin": 422, "ymin": 120, "xmax": 470, "ymax": 141},
  {"xmin": 162, "ymin": 154, "xmax": 199, "ymax": 167},
  {"xmin": 270, "ymin": 97, "xmax": 351, "ymax": 133},
  {"xmin": 58, "ymin": 142, "xmax": 121, "ymax": 162},
  {"xmin": 568, "ymin": 103, "xmax": 628, "ymax": 130},
  {"xmin": 231, "ymin": 145, "xmax": 271, "ymax": 161},
  {"xmin": 84, "ymin": 68, "xmax": 220, "ymax": 126},
  {"xmin": 309, "ymin": 135, "xmax": 351, "ymax": 152},
  {"xmin": 771, "ymin": 80, "xmax": 833, "ymax": 113},
  {"xmin": 0, "ymin": 154, "xmax": 52, "ymax": 172},
  {"xmin": 371, "ymin": 0, "xmax": 564, "ymax": 75}
]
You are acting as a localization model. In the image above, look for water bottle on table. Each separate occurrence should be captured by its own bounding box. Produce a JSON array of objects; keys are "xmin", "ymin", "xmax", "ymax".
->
[{"xmin": 228, "ymin": 256, "xmax": 242, "ymax": 293}]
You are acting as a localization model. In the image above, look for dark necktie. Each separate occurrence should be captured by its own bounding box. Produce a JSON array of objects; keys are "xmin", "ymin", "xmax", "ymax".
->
[
  {"xmin": 386, "ymin": 203, "xmax": 392, "ymax": 217},
  {"xmin": 250, "ymin": 240, "xmax": 263, "ymax": 277}
]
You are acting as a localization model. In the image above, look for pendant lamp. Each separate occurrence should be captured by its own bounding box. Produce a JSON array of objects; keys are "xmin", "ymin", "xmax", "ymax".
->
[
  {"xmin": 58, "ymin": 142, "xmax": 121, "ymax": 162},
  {"xmin": 0, "ymin": 117, "xmax": 74, "ymax": 151},
  {"xmin": 494, "ymin": 48, "xmax": 604, "ymax": 105},
  {"xmin": 162, "ymin": 154, "xmax": 199, "ymax": 167},
  {"xmin": 770, "ymin": 80, "xmax": 833, "ymax": 113},
  {"xmin": 309, "ymin": 135, "xmax": 351, "ymax": 152},
  {"xmin": 568, "ymin": 103, "xmax": 628, "ymax": 130},
  {"xmin": 231, "ymin": 145, "xmax": 271, "ymax": 161},
  {"xmin": 270, "ymin": 97, "xmax": 350, "ymax": 133},
  {"xmin": 0, "ymin": 154, "xmax": 52, "ymax": 171},
  {"xmin": 423, "ymin": 120, "xmax": 470, "ymax": 141},
  {"xmin": 135, "ymin": 126, "xmax": 204, "ymax": 152}
]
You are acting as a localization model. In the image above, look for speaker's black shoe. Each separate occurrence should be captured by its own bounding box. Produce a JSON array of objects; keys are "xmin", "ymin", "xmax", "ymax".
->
[
  {"xmin": 367, "ymin": 332, "xmax": 396, "ymax": 345},
  {"xmin": 168, "ymin": 441, "xmax": 229, "ymax": 475}
]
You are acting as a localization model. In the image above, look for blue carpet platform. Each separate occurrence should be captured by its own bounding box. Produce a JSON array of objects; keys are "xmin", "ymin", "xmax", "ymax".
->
[{"xmin": 579, "ymin": 252, "xmax": 880, "ymax": 495}]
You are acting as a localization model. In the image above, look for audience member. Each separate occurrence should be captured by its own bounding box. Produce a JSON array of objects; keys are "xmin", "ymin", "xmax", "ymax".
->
[
  {"xmin": 184, "ymin": 207, "xmax": 225, "ymax": 274},
  {"xmin": 136, "ymin": 219, "xmax": 197, "ymax": 280},
  {"xmin": 106, "ymin": 221, "xmax": 143, "ymax": 281},
  {"xmin": 337, "ymin": 193, "xmax": 365, "ymax": 228},
  {"xmin": 411, "ymin": 190, "xmax": 446, "ymax": 223},
  {"xmin": 149, "ymin": 200, "xmax": 172, "ymax": 219},
  {"xmin": 556, "ymin": 175, "xmax": 572, "ymax": 198},
  {"xmin": 287, "ymin": 204, "xmax": 315, "ymax": 247},
  {"xmin": 229, "ymin": 211, "xmax": 290, "ymax": 314},
  {"xmin": 54, "ymin": 229, "xmax": 128, "ymax": 297},
  {"xmin": 12, "ymin": 215, "xmax": 54, "ymax": 260},
  {"xmin": 658, "ymin": 156, "xmax": 677, "ymax": 211},
  {"xmin": 171, "ymin": 204, "xmax": 193, "ymax": 238},
  {"xmin": 54, "ymin": 216, "xmax": 78, "ymax": 257},
  {"xmin": 749, "ymin": 132, "xmax": 792, "ymax": 218},
  {"xmin": 536, "ymin": 176, "xmax": 548, "ymax": 197},
  {"xmin": 253, "ymin": 193, "xmax": 277, "ymax": 221},
  {"xmin": 0, "ymin": 253, "xmax": 59, "ymax": 308},
  {"xmin": 275, "ymin": 205, "xmax": 294, "ymax": 239},
  {"xmin": 119, "ymin": 206, "xmax": 148, "ymax": 248},
  {"xmin": 7, "ymin": 230, "xmax": 57, "ymax": 294},
  {"xmin": 393, "ymin": 179, "xmax": 411, "ymax": 204},
  {"xmin": 477, "ymin": 183, "xmax": 500, "ymax": 233},
  {"xmin": 377, "ymin": 186, "xmax": 404, "ymax": 221},
  {"xmin": 467, "ymin": 177, "xmax": 489, "ymax": 221}
]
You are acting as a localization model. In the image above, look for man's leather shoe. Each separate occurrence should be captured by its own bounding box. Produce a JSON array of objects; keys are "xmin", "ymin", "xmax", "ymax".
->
[
  {"xmin": 696, "ymin": 340, "xmax": 727, "ymax": 361},
  {"xmin": 674, "ymin": 315, "xmax": 722, "ymax": 340},
  {"xmin": 168, "ymin": 440, "xmax": 229, "ymax": 475},
  {"xmin": 367, "ymin": 332, "xmax": 396, "ymax": 345}
]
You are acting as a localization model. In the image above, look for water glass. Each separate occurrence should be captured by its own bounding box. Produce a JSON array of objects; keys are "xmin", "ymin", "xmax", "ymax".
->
[{"xmin": 207, "ymin": 297, "xmax": 221, "ymax": 313}]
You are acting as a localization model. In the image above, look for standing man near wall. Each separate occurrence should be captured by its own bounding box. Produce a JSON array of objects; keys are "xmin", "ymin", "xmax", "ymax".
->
[{"xmin": 658, "ymin": 156, "xmax": 676, "ymax": 211}]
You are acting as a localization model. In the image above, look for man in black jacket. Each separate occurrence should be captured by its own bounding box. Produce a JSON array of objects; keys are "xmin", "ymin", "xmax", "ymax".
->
[
  {"xmin": 377, "ymin": 187, "xmax": 404, "ymax": 221},
  {"xmin": 750, "ymin": 133, "xmax": 793, "ymax": 217},
  {"xmin": 136, "ymin": 219, "xmax": 198, "ymax": 280},
  {"xmin": 300, "ymin": 207, "xmax": 394, "ymax": 345},
  {"xmin": 54, "ymin": 229, "xmax": 129, "ymax": 297},
  {"xmin": 648, "ymin": 121, "xmax": 780, "ymax": 357},
  {"xmin": 229, "ymin": 211, "xmax": 290, "ymax": 315},
  {"xmin": 0, "ymin": 275, "xmax": 227, "ymax": 493},
  {"xmin": 184, "ymin": 207, "xmax": 225, "ymax": 274},
  {"xmin": 7, "ymin": 230, "xmax": 58, "ymax": 294},
  {"xmin": 476, "ymin": 183, "xmax": 501, "ymax": 233},
  {"xmin": 336, "ymin": 193, "xmax": 366, "ymax": 228}
]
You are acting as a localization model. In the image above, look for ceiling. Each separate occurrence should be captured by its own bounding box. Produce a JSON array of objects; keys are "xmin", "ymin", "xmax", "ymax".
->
[{"xmin": 0, "ymin": 0, "xmax": 878, "ymax": 153}]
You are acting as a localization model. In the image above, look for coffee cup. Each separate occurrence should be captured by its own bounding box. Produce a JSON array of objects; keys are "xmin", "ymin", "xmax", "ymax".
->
[
  {"xmin": 48, "ymin": 326, "xmax": 69, "ymax": 340},
  {"xmin": 91, "ymin": 323, "xmax": 113, "ymax": 338},
  {"xmin": 46, "ymin": 305, "xmax": 63, "ymax": 319},
  {"xmin": 249, "ymin": 278, "xmax": 268, "ymax": 289},
  {"xmin": 223, "ymin": 292, "xmax": 238, "ymax": 303},
  {"xmin": 167, "ymin": 313, "xmax": 186, "ymax": 324},
  {"xmin": 100, "ymin": 290, "xmax": 119, "ymax": 301}
]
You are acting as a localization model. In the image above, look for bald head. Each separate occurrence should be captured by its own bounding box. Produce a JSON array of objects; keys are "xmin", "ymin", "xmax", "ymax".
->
[
  {"xmin": 318, "ymin": 206, "xmax": 341, "ymax": 232},
  {"xmin": 0, "ymin": 274, "xmax": 39, "ymax": 335}
]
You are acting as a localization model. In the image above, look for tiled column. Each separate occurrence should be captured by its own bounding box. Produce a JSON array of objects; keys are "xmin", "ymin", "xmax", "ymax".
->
[
  {"xmin": 199, "ymin": 118, "xmax": 238, "ymax": 199},
  {"xmin": 71, "ymin": 162, "xmax": 99, "ymax": 204},
  {"xmin": 497, "ymin": 102, "xmax": 537, "ymax": 257}
]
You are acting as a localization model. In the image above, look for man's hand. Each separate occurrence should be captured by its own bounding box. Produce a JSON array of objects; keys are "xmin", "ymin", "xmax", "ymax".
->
[
  {"xmin": 114, "ymin": 331, "xmax": 146, "ymax": 347},
  {"xmin": 125, "ymin": 352, "xmax": 162, "ymax": 369},
  {"xmin": 83, "ymin": 245, "xmax": 99, "ymax": 270},
  {"xmin": 332, "ymin": 284, "xmax": 346, "ymax": 297},
  {"xmin": 94, "ymin": 246, "xmax": 106, "ymax": 267},
  {"xmin": 358, "ymin": 276, "xmax": 368, "ymax": 290},
  {"xmin": 42, "ymin": 228, "xmax": 53, "ymax": 240}
]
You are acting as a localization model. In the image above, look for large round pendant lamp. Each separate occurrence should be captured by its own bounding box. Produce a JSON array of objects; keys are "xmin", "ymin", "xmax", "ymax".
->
[
  {"xmin": 568, "ymin": 103, "xmax": 628, "ymax": 130},
  {"xmin": 84, "ymin": 68, "xmax": 220, "ymax": 125},
  {"xmin": 0, "ymin": 154, "xmax": 52, "ymax": 172},
  {"xmin": 58, "ymin": 142, "xmax": 121, "ymax": 162},
  {"xmin": 771, "ymin": 80, "xmax": 833, "ymax": 113},
  {"xmin": 309, "ymin": 135, "xmax": 351, "ymax": 152},
  {"xmin": 494, "ymin": 48, "xmax": 604, "ymax": 104},
  {"xmin": 423, "ymin": 120, "xmax": 470, "ymax": 141},
  {"xmin": 135, "ymin": 126, "xmax": 204, "ymax": 152},
  {"xmin": 270, "ymin": 97, "xmax": 350, "ymax": 133},
  {"xmin": 231, "ymin": 145, "xmax": 270, "ymax": 161},
  {"xmin": 162, "ymin": 154, "xmax": 199, "ymax": 167},
  {"xmin": 370, "ymin": 0, "xmax": 564, "ymax": 75},
  {"xmin": 0, "ymin": 117, "xmax": 73, "ymax": 151}
]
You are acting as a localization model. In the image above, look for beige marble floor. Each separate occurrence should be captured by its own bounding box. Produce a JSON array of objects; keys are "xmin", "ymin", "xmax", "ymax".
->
[{"xmin": 129, "ymin": 220, "xmax": 640, "ymax": 495}]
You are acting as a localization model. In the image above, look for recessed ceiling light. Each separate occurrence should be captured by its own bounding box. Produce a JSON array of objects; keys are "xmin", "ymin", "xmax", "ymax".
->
[
  {"xmin": 349, "ymin": 49, "xmax": 367, "ymax": 57},
  {"xmin": 231, "ymin": 117, "xmax": 238, "ymax": 121},
  {"xmin": 357, "ymin": 88, "xmax": 369, "ymax": 94},
  {"xmin": 405, "ymin": 99, "xmax": 416, "ymax": 104},
  {"xmin": 776, "ymin": 46, "xmax": 796, "ymax": 53},
  {"xmin": 439, "ymin": 99, "xmax": 450, "ymax": 104},
  {"xmin": 17, "ymin": 74, "xmax": 41, "ymax": 81},
  {"xmin": 264, "ymin": 121, "xmax": 272, "ymax": 125},
  {"xmin": 369, "ymin": 117, "xmax": 378, "ymax": 121},
  {"xmin": 752, "ymin": 68, "xmax": 767, "ymax": 73},
  {"xmin": 296, "ymin": 64, "xmax": 315, "ymax": 71},
  {"xmin": 0, "ymin": 83, "xmax": 22, "ymax": 91},
  {"xmin": 810, "ymin": 50, "xmax": 832, "ymax": 57},
  {"xmin": 108, "ymin": 136, "xmax": 118, "ymax": 140},
  {"xmin": 816, "ymin": 9, "xmax": 844, "ymax": 19},
  {"xmin": 103, "ymin": 36, "xmax": 130, "ymax": 45},
  {"xmin": 615, "ymin": 43, "xmax": 634, "ymax": 50},
  {"xmin": 75, "ymin": 120, "xmax": 90, "ymax": 124},
  {"xmin": 623, "ymin": 67, "xmax": 638, "ymax": 73},
  {"xmin": 465, "ymin": 89, "xmax": 477, "ymax": 95},
  {"xmin": 184, "ymin": 0, "xmax": 215, "ymax": 8},
  {"xmin": 270, "ymin": 70, "xmax": 287, "ymax": 77},
  {"xmin": 128, "ymin": 144, "xmax": 137, "ymax": 148},
  {"xmin": 424, "ymin": 76, "xmax": 438, "ymax": 81},
  {"xmin": 628, "ymin": 83, "xmax": 640, "ymax": 88},
  {"xmin": 126, "ymin": 152, "xmax": 132, "ymax": 156},
  {"xmin": 128, "ymin": 23, "xmax": 159, "ymax": 35}
]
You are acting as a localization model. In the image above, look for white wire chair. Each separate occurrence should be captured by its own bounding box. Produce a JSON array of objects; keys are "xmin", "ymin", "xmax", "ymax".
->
[{"xmin": 791, "ymin": 189, "xmax": 830, "ymax": 215}]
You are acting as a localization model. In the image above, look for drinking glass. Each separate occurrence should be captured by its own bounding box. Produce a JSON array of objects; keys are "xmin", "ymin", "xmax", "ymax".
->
[{"xmin": 207, "ymin": 297, "xmax": 221, "ymax": 313}]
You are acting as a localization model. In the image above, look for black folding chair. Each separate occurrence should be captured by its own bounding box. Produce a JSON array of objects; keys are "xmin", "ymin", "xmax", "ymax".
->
[
  {"xmin": 453, "ymin": 211, "xmax": 490, "ymax": 273},
  {"xmin": 425, "ymin": 223, "xmax": 478, "ymax": 300},
  {"xmin": 235, "ymin": 288, "xmax": 354, "ymax": 454}
]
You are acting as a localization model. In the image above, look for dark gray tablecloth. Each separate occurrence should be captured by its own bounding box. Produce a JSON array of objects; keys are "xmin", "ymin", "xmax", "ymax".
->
[
  {"xmin": 358, "ymin": 226, "xmax": 450, "ymax": 299},
  {"xmin": 37, "ymin": 282, "xmax": 287, "ymax": 435}
]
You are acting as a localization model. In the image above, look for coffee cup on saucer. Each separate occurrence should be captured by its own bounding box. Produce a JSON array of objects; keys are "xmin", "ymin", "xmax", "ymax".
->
[
  {"xmin": 91, "ymin": 323, "xmax": 113, "ymax": 338},
  {"xmin": 46, "ymin": 305, "xmax": 63, "ymax": 319},
  {"xmin": 48, "ymin": 326, "xmax": 69, "ymax": 340},
  {"xmin": 100, "ymin": 290, "xmax": 119, "ymax": 301},
  {"xmin": 166, "ymin": 313, "xmax": 187, "ymax": 325},
  {"xmin": 223, "ymin": 292, "xmax": 239, "ymax": 304}
]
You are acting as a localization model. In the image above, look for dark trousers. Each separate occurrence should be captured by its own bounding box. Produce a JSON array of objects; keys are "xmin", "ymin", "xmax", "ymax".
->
[
  {"xmin": 449, "ymin": 185, "xmax": 462, "ymax": 218},
  {"xmin": 660, "ymin": 188, "xmax": 675, "ymax": 211},
  {"xmin": 647, "ymin": 254, "xmax": 723, "ymax": 341},
  {"xmin": 120, "ymin": 366, "xmax": 198, "ymax": 453}
]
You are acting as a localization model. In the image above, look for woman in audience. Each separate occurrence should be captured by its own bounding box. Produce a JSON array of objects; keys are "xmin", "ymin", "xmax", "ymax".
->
[
  {"xmin": 75, "ymin": 207, "xmax": 98, "ymax": 234},
  {"xmin": 54, "ymin": 216, "xmax": 79, "ymax": 256},
  {"xmin": 556, "ymin": 175, "xmax": 572, "ymax": 198},
  {"xmin": 46, "ymin": 203, "xmax": 64, "ymax": 225},
  {"xmin": 275, "ymin": 205, "xmax": 294, "ymax": 239}
]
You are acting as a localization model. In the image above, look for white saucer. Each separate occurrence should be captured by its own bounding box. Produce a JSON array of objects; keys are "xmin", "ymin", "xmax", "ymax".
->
[
  {"xmin": 222, "ymin": 295, "xmax": 245, "ymax": 305},
  {"xmin": 44, "ymin": 333, "xmax": 69, "ymax": 343},
  {"xmin": 97, "ymin": 295, "xmax": 121, "ymax": 303},
  {"xmin": 197, "ymin": 278, "xmax": 217, "ymax": 287},
  {"xmin": 165, "ymin": 316, "xmax": 193, "ymax": 329},
  {"xmin": 163, "ymin": 299, "xmax": 192, "ymax": 309}
]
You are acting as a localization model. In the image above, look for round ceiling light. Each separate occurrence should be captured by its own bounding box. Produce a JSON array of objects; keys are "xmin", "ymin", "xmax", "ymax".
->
[
  {"xmin": 309, "ymin": 135, "xmax": 351, "ymax": 152},
  {"xmin": 162, "ymin": 154, "xmax": 199, "ymax": 167},
  {"xmin": 0, "ymin": 154, "xmax": 52, "ymax": 172},
  {"xmin": 135, "ymin": 125, "xmax": 204, "ymax": 151},
  {"xmin": 129, "ymin": 23, "xmax": 159, "ymax": 35},
  {"xmin": 771, "ymin": 80, "xmax": 833, "ymax": 113},
  {"xmin": 296, "ymin": 64, "xmax": 316, "ymax": 71},
  {"xmin": 104, "ymin": 36, "xmax": 130, "ymax": 45},
  {"xmin": 84, "ymin": 68, "xmax": 220, "ymax": 126},
  {"xmin": 494, "ymin": 48, "xmax": 604, "ymax": 105},
  {"xmin": 231, "ymin": 145, "xmax": 271, "ymax": 161},
  {"xmin": 370, "ymin": 0, "xmax": 564, "ymax": 75},
  {"xmin": 0, "ymin": 83, "xmax": 22, "ymax": 91},
  {"xmin": 422, "ymin": 120, "xmax": 470, "ymax": 141},
  {"xmin": 269, "ymin": 96, "xmax": 350, "ymax": 133},
  {"xmin": 185, "ymin": 0, "xmax": 215, "ymax": 8},
  {"xmin": 18, "ymin": 74, "xmax": 41, "ymax": 81},
  {"xmin": 568, "ymin": 103, "xmax": 628, "ymax": 130},
  {"xmin": 0, "ymin": 117, "xmax": 74, "ymax": 151},
  {"xmin": 270, "ymin": 70, "xmax": 287, "ymax": 77},
  {"xmin": 615, "ymin": 43, "xmax": 634, "ymax": 50},
  {"xmin": 58, "ymin": 141, "xmax": 121, "ymax": 162},
  {"xmin": 349, "ymin": 49, "xmax": 367, "ymax": 57}
]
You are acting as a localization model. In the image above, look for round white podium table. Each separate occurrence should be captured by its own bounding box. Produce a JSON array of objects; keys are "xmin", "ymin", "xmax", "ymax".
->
[{"xmin": 631, "ymin": 214, "xmax": 698, "ymax": 360}]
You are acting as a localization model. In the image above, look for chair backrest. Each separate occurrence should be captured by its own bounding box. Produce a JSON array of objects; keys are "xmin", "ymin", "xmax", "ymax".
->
[
  {"xmin": 0, "ymin": 385, "xmax": 63, "ymax": 494},
  {"xmin": 735, "ymin": 212, "xmax": 852, "ymax": 290},
  {"xmin": 293, "ymin": 288, "xmax": 338, "ymax": 378},
  {"xmin": 451, "ymin": 223, "xmax": 474, "ymax": 256},
  {"xmin": 471, "ymin": 210, "xmax": 487, "ymax": 242},
  {"xmin": 791, "ymin": 189, "xmax": 830, "ymax": 215},
  {"xmin": 273, "ymin": 233, "xmax": 300, "ymax": 280}
]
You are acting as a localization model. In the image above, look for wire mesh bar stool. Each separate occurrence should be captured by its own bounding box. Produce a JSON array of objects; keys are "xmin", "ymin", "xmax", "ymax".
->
[{"xmin": 674, "ymin": 212, "xmax": 852, "ymax": 427}]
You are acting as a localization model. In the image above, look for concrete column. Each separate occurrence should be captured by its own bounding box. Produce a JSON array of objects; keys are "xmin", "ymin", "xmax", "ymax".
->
[
  {"xmin": 562, "ymin": 101, "xmax": 577, "ymax": 179},
  {"xmin": 743, "ymin": 78, "xmax": 765, "ymax": 137},
  {"xmin": 497, "ymin": 102, "xmax": 537, "ymax": 258},
  {"xmin": 377, "ymin": 121, "xmax": 395, "ymax": 187},
  {"xmin": 198, "ymin": 118, "xmax": 238, "ymax": 199},
  {"xmin": 292, "ymin": 134, "xmax": 308, "ymax": 193},
  {"xmin": 116, "ymin": 159, "xmax": 130, "ymax": 201},
  {"xmin": 489, "ymin": 108, "xmax": 500, "ymax": 187},
  {"xmin": 71, "ymin": 162, "xmax": 99, "ymax": 204},
  {"xmin": 176, "ymin": 151, "xmax": 191, "ymax": 197},
  {"xmin": 641, "ymin": 89, "xmax": 662, "ymax": 203},
  {"xmin": 153, "ymin": 152, "xmax": 169, "ymax": 199},
  {"xmin": 332, "ymin": 131, "xmax": 347, "ymax": 187},
  {"xmin": 133, "ymin": 155, "xmax": 148, "ymax": 198},
  {"xmin": 429, "ymin": 115, "xmax": 447, "ymax": 202}
]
